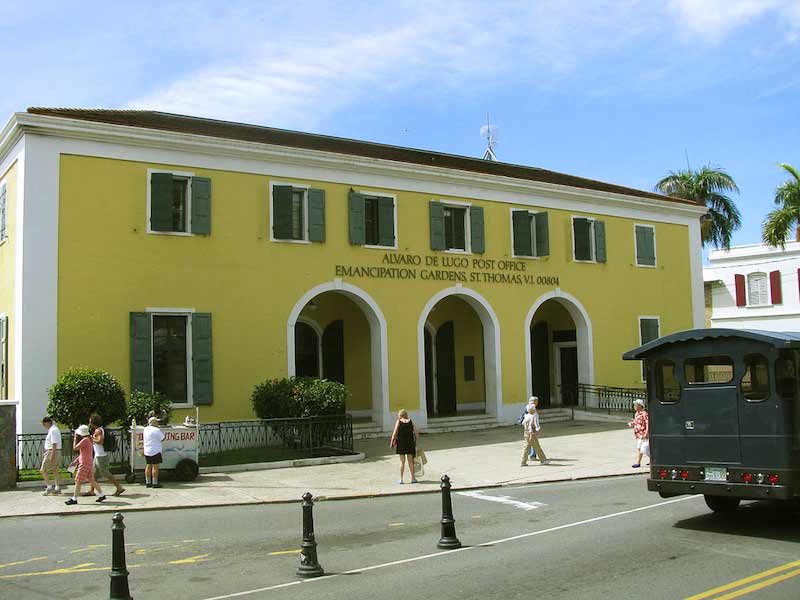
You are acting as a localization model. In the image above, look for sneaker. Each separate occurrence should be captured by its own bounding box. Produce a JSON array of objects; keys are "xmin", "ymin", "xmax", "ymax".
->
[
  {"xmin": 42, "ymin": 487, "xmax": 53, "ymax": 496},
  {"xmin": 397, "ymin": 480, "xmax": 404, "ymax": 485},
  {"xmin": 520, "ymin": 463, "xmax": 528, "ymax": 467},
  {"xmin": 632, "ymin": 463, "xmax": 641, "ymax": 468},
  {"xmin": 96, "ymin": 495, "xmax": 107, "ymax": 503},
  {"xmin": 65, "ymin": 498, "xmax": 78, "ymax": 505},
  {"xmin": 411, "ymin": 478, "xmax": 418, "ymax": 484},
  {"xmin": 152, "ymin": 483, "xmax": 162, "ymax": 489},
  {"xmin": 145, "ymin": 482, "xmax": 152, "ymax": 488},
  {"xmin": 53, "ymin": 487, "xmax": 61, "ymax": 495},
  {"xmin": 113, "ymin": 488, "xmax": 125, "ymax": 497}
]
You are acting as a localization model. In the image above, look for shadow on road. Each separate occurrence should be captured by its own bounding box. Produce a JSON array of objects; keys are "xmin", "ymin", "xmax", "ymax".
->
[{"xmin": 672, "ymin": 500, "xmax": 800, "ymax": 543}]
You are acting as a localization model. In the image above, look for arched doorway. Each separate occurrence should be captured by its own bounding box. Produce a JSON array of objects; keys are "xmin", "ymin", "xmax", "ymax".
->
[
  {"xmin": 525, "ymin": 291, "xmax": 593, "ymax": 408},
  {"xmin": 288, "ymin": 282, "xmax": 389, "ymax": 429},
  {"xmin": 418, "ymin": 287, "xmax": 502, "ymax": 423}
]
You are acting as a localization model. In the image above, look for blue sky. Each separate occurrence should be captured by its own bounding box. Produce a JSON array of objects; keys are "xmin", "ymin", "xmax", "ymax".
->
[{"xmin": 3, "ymin": 0, "xmax": 799, "ymax": 248}]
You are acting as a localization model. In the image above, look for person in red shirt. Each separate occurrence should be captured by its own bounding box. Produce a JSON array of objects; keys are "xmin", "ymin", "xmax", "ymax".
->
[{"xmin": 627, "ymin": 399, "xmax": 649, "ymax": 468}]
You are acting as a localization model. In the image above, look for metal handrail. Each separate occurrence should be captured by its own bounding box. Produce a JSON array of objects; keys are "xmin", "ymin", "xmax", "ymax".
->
[{"xmin": 577, "ymin": 383, "xmax": 647, "ymax": 414}]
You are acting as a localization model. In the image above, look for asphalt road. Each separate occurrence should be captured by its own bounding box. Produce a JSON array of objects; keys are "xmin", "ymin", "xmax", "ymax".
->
[{"xmin": 1, "ymin": 475, "xmax": 799, "ymax": 599}]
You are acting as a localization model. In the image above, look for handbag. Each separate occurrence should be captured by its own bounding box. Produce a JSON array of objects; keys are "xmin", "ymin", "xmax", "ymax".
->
[{"xmin": 67, "ymin": 458, "xmax": 78, "ymax": 475}]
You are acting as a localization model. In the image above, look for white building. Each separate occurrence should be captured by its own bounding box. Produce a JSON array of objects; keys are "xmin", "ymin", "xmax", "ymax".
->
[{"xmin": 704, "ymin": 242, "xmax": 800, "ymax": 332}]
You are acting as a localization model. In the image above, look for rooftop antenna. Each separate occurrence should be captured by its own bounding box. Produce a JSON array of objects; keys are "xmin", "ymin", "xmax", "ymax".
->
[{"xmin": 480, "ymin": 113, "xmax": 499, "ymax": 161}]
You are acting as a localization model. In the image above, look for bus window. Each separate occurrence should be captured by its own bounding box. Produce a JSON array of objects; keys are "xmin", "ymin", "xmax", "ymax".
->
[
  {"xmin": 655, "ymin": 360, "xmax": 680, "ymax": 403},
  {"xmin": 684, "ymin": 355, "xmax": 734, "ymax": 385},
  {"xmin": 741, "ymin": 354, "xmax": 769, "ymax": 402},
  {"xmin": 776, "ymin": 351, "xmax": 797, "ymax": 401}
]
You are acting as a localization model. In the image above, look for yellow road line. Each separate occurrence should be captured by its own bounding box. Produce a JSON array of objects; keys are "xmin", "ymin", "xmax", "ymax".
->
[
  {"xmin": 168, "ymin": 553, "xmax": 210, "ymax": 565},
  {"xmin": 0, "ymin": 557, "xmax": 47, "ymax": 569},
  {"xmin": 684, "ymin": 559, "xmax": 800, "ymax": 600},
  {"xmin": 0, "ymin": 562, "xmax": 104, "ymax": 579},
  {"xmin": 388, "ymin": 523, "xmax": 405, "ymax": 527},
  {"xmin": 714, "ymin": 568, "xmax": 800, "ymax": 600},
  {"xmin": 70, "ymin": 544, "xmax": 108, "ymax": 554},
  {"xmin": 269, "ymin": 550, "xmax": 301, "ymax": 556}
]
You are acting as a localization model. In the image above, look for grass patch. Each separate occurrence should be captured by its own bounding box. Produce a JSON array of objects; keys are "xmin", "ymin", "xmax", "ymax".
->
[{"xmin": 200, "ymin": 446, "xmax": 354, "ymax": 467}]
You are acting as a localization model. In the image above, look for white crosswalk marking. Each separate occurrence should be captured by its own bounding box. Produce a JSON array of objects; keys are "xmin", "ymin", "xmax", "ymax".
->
[{"xmin": 456, "ymin": 490, "xmax": 547, "ymax": 511}]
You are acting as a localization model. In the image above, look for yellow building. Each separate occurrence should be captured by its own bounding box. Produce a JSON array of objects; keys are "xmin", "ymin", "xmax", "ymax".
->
[{"xmin": 0, "ymin": 108, "xmax": 706, "ymax": 433}]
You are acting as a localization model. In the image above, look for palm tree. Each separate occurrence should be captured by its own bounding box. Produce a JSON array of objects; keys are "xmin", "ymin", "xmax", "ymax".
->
[
  {"xmin": 655, "ymin": 165, "xmax": 741, "ymax": 249},
  {"xmin": 763, "ymin": 164, "xmax": 800, "ymax": 249}
]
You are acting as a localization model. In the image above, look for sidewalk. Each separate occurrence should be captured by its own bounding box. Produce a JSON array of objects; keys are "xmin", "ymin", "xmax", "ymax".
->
[{"xmin": 0, "ymin": 420, "xmax": 646, "ymax": 518}]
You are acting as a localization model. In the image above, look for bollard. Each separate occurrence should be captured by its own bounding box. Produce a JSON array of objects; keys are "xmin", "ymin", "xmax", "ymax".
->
[
  {"xmin": 296, "ymin": 492, "xmax": 325, "ymax": 578},
  {"xmin": 437, "ymin": 474, "xmax": 462, "ymax": 549},
  {"xmin": 109, "ymin": 512, "xmax": 133, "ymax": 600}
]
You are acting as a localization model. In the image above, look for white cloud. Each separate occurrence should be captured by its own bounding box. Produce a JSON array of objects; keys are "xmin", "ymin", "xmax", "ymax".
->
[{"xmin": 666, "ymin": 0, "xmax": 798, "ymax": 41}]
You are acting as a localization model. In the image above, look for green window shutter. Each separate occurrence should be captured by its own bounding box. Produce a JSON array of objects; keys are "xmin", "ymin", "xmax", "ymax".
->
[
  {"xmin": 573, "ymin": 218, "xmax": 591, "ymax": 261},
  {"xmin": 130, "ymin": 312, "xmax": 152, "ymax": 395},
  {"xmin": 377, "ymin": 196, "xmax": 395, "ymax": 247},
  {"xmin": 308, "ymin": 188, "xmax": 326, "ymax": 243},
  {"xmin": 640, "ymin": 318, "xmax": 660, "ymax": 343},
  {"xmin": 635, "ymin": 225, "xmax": 655, "ymax": 266},
  {"xmin": 150, "ymin": 173, "xmax": 174, "ymax": 232},
  {"xmin": 191, "ymin": 177, "xmax": 212, "ymax": 235},
  {"xmin": 429, "ymin": 201, "xmax": 445, "ymax": 250},
  {"xmin": 534, "ymin": 211, "xmax": 550, "ymax": 257},
  {"xmin": 192, "ymin": 313, "xmax": 213, "ymax": 406},
  {"xmin": 348, "ymin": 191, "xmax": 365, "ymax": 245},
  {"xmin": 272, "ymin": 185, "xmax": 294, "ymax": 239},
  {"xmin": 512, "ymin": 210, "xmax": 532, "ymax": 256},
  {"xmin": 594, "ymin": 220, "xmax": 607, "ymax": 263},
  {"xmin": 470, "ymin": 206, "xmax": 485, "ymax": 254}
]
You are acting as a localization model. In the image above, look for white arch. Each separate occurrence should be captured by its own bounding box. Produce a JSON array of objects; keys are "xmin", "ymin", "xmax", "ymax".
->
[
  {"xmin": 524, "ymin": 289, "xmax": 594, "ymax": 404},
  {"xmin": 417, "ymin": 285, "xmax": 502, "ymax": 428},
  {"xmin": 287, "ymin": 280, "xmax": 390, "ymax": 430}
]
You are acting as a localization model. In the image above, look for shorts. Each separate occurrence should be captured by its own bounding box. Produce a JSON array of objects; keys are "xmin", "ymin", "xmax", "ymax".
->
[
  {"xmin": 93, "ymin": 455, "xmax": 113, "ymax": 480},
  {"xmin": 145, "ymin": 453, "xmax": 163, "ymax": 464},
  {"xmin": 41, "ymin": 448, "xmax": 61, "ymax": 471},
  {"xmin": 636, "ymin": 438, "xmax": 650, "ymax": 455}
]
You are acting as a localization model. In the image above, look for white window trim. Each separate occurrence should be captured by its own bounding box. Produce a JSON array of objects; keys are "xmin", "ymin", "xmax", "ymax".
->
[
  {"xmin": 437, "ymin": 199, "xmax": 472, "ymax": 254},
  {"xmin": 745, "ymin": 271, "xmax": 771, "ymax": 308},
  {"xmin": 509, "ymin": 207, "xmax": 542, "ymax": 260},
  {"xmin": 145, "ymin": 308, "xmax": 194, "ymax": 408},
  {"xmin": 571, "ymin": 215, "xmax": 597, "ymax": 263},
  {"xmin": 358, "ymin": 189, "xmax": 399, "ymax": 250},
  {"xmin": 638, "ymin": 315, "xmax": 661, "ymax": 383},
  {"xmin": 0, "ymin": 179, "xmax": 7, "ymax": 245},
  {"xmin": 633, "ymin": 223, "xmax": 657, "ymax": 268},
  {"xmin": 146, "ymin": 168, "xmax": 195, "ymax": 236},
  {"xmin": 269, "ymin": 181, "xmax": 311, "ymax": 244}
]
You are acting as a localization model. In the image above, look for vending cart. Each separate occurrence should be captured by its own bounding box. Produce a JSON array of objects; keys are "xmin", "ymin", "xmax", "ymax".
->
[{"xmin": 125, "ymin": 415, "xmax": 200, "ymax": 482}]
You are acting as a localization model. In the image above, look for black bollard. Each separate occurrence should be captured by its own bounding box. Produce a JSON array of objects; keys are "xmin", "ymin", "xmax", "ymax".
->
[
  {"xmin": 296, "ymin": 492, "xmax": 324, "ymax": 578},
  {"xmin": 437, "ymin": 474, "xmax": 462, "ymax": 549},
  {"xmin": 109, "ymin": 512, "xmax": 133, "ymax": 600}
]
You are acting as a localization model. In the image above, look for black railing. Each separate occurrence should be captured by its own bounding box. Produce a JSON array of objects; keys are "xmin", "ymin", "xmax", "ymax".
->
[
  {"xmin": 577, "ymin": 383, "xmax": 647, "ymax": 413},
  {"xmin": 17, "ymin": 415, "xmax": 353, "ymax": 476}
]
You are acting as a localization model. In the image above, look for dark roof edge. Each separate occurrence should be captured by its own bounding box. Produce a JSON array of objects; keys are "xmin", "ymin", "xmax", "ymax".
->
[
  {"xmin": 623, "ymin": 328, "xmax": 800, "ymax": 360},
  {"xmin": 25, "ymin": 107, "xmax": 699, "ymax": 207}
]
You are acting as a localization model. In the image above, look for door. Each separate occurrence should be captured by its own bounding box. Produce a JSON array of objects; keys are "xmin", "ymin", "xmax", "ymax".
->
[
  {"xmin": 322, "ymin": 320, "xmax": 344, "ymax": 384},
  {"xmin": 435, "ymin": 321, "xmax": 457, "ymax": 416},
  {"xmin": 531, "ymin": 322, "xmax": 551, "ymax": 407},
  {"xmin": 424, "ymin": 328, "xmax": 435, "ymax": 416},
  {"xmin": 559, "ymin": 347, "xmax": 578, "ymax": 406}
]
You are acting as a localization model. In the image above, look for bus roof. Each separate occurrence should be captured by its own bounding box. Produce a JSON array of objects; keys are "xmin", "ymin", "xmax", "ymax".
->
[{"xmin": 622, "ymin": 328, "xmax": 800, "ymax": 360}]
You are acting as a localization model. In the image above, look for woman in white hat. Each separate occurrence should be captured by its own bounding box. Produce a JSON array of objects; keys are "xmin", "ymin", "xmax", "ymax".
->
[{"xmin": 65, "ymin": 424, "xmax": 105, "ymax": 505}]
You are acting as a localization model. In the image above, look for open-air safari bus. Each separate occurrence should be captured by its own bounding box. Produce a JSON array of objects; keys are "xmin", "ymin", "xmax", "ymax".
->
[{"xmin": 623, "ymin": 328, "xmax": 800, "ymax": 513}]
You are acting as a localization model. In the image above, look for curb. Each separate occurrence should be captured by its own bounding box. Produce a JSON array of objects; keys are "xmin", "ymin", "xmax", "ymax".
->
[{"xmin": 0, "ymin": 471, "xmax": 648, "ymax": 519}]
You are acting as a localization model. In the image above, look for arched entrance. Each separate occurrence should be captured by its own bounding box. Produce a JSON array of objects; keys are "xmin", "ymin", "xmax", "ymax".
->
[
  {"xmin": 418, "ymin": 287, "xmax": 502, "ymax": 424},
  {"xmin": 288, "ymin": 281, "xmax": 389, "ymax": 429},
  {"xmin": 525, "ymin": 291, "xmax": 593, "ymax": 407}
]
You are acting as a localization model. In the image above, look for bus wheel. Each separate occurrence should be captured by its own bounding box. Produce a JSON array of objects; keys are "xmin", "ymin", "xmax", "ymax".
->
[{"xmin": 704, "ymin": 495, "xmax": 740, "ymax": 513}]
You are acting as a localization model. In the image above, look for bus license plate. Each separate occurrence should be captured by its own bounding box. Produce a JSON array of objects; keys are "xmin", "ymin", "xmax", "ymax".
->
[{"xmin": 705, "ymin": 467, "xmax": 727, "ymax": 481}]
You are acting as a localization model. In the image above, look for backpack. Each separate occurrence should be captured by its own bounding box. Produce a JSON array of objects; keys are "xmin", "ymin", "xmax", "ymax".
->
[{"xmin": 102, "ymin": 427, "xmax": 117, "ymax": 452}]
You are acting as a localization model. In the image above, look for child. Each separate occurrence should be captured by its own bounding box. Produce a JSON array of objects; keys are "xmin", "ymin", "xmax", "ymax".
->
[
  {"xmin": 64, "ymin": 425, "xmax": 106, "ymax": 505},
  {"xmin": 628, "ymin": 399, "xmax": 650, "ymax": 468},
  {"xmin": 521, "ymin": 399, "xmax": 549, "ymax": 466}
]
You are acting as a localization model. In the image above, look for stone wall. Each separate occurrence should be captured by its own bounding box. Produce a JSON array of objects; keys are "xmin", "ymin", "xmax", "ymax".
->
[{"xmin": 0, "ymin": 404, "xmax": 16, "ymax": 489}]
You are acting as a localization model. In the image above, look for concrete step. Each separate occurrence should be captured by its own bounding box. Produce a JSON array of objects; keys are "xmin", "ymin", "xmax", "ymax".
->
[
  {"xmin": 352, "ymin": 421, "xmax": 384, "ymax": 440},
  {"xmin": 423, "ymin": 414, "xmax": 499, "ymax": 434},
  {"xmin": 538, "ymin": 408, "xmax": 574, "ymax": 424}
]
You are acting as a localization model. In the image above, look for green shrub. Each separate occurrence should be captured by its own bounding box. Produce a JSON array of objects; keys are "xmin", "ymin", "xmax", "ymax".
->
[
  {"xmin": 127, "ymin": 391, "xmax": 172, "ymax": 426},
  {"xmin": 47, "ymin": 368, "xmax": 126, "ymax": 430},
  {"xmin": 252, "ymin": 377, "xmax": 347, "ymax": 419}
]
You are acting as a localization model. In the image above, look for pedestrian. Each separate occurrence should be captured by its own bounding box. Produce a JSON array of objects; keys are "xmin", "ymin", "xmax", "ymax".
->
[
  {"xmin": 521, "ymin": 398, "xmax": 549, "ymax": 466},
  {"xmin": 390, "ymin": 409, "xmax": 418, "ymax": 484},
  {"xmin": 89, "ymin": 414, "xmax": 125, "ymax": 496},
  {"xmin": 40, "ymin": 416, "xmax": 62, "ymax": 496},
  {"xmin": 65, "ymin": 424, "xmax": 105, "ymax": 505},
  {"xmin": 143, "ymin": 416, "xmax": 166, "ymax": 488},
  {"xmin": 628, "ymin": 399, "xmax": 650, "ymax": 468}
]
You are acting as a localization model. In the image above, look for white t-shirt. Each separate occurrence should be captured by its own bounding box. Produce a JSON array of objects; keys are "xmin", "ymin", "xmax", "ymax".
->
[
  {"xmin": 143, "ymin": 425, "xmax": 165, "ymax": 456},
  {"xmin": 93, "ymin": 428, "xmax": 107, "ymax": 457},
  {"xmin": 44, "ymin": 424, "xmax": 61, "ymax": 450},
  {"xmin": 522, "ymin": 412, "xmax": 541, "ymax": 434}
]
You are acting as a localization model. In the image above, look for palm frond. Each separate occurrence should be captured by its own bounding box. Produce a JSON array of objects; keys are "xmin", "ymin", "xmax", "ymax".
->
[{"xmin": 762, "ymin": 206, "xmax": 799, "ymax": 249}]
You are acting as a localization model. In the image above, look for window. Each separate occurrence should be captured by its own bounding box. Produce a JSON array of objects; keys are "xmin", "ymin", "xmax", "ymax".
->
[
  {"xmin": 572, "ymin": 216, "xmax": 606, "ymax": 262},
  {"xmin": 130, "ymin": 311, "xmax": 213, "ymax": 406},
  {"xmin": 634, "ymin": 224, "xmax": 656, "ymax": 267},
  {"xmin": 0, "ymin": 182, "xmax": 7, "ymax": 243},
  {"xmin": 639, "ymin": 317, "xmax": 660, "ymax": 381},
  {"xmin": 684, "ymin": 355, "xmax": 734, "ymax": 385},
  {"xmin": 272, "ymin": 183, "xmax": 325, "ymax": 243},
  {"xmin": 512, "ymin": 210, "xmax": 549, "ymax": 258},
  {"xmin": 429, "ymin": 201, "xmax": 485, "ymax": 253},
  {"xmin": 747, "ymin": 272, "xmax": 769, "ymax": 306},
  {"xmin": 777, "ymin": 350, "xmax": 797, "ymax": 402},
  {"xmin": 348, "ymin": 190, "xmax": 396, "ymax": 247},
  {"xmin": 741, "ymin": 353, "xmax": 770, "ymax": 401},
  {"xmin": 149, "ymin": 171, "xmax": 211, "ymax": 235},
  {"xmin": 654, "ymin": 360, "xmax": 680, "ymax": 403}
]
